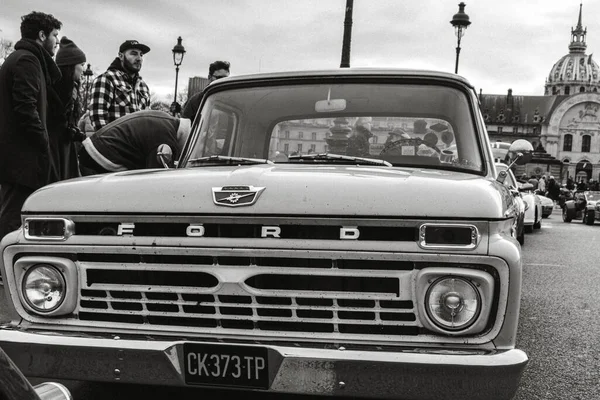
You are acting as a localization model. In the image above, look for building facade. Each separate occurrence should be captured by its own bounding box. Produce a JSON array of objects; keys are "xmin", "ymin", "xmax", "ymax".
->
[
  {"xmin": 480, "ymin": 4, "xmax": 600, "ymax": 184},
  {"xmin": 188, "ymin": 76, "xmax": 209, "ymax": 97}
]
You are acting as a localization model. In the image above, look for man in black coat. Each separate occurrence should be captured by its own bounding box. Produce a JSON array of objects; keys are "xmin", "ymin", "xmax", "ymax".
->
[{"xmin": 0, "ymin": 11, "xmax": 62, "ymax": 241}]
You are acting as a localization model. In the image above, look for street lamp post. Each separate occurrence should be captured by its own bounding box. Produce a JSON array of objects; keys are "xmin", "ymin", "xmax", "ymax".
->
[
  {"xmin": 340, "ymin": 0, "xmax": 354, "ymax": 68},
  {"xmin": 82, "ymin": 63, "xmax": 93, "ymax": 111},
  {"xmin": 171, "ymin": 36, "xmax": 186, "ymax": 116},
  {"xmin": 450, "ymin": 2, "xmax": 471, "ymax": 74}
]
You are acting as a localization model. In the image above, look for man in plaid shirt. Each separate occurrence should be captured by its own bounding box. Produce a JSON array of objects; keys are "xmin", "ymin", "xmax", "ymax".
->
[{"xmin": 89, "ymin": 40, "xmax": 151, "ymax": 131}]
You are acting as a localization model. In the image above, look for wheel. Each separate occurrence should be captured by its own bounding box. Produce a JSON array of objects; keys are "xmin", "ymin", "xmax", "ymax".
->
[
  {"xmin": 524, "ymin": 224, "xmax": 534, "ymax": 233},
  {"xmin": 585, "ymin": 210, "xmax": 595, "ymax": 225},
  {"xmin": 562, "ymin": 207, "xmax": 572, "ymax": 223},
  {"xmin": 533, "ymin": 211, "xmax": 541, "ymax": 229}
]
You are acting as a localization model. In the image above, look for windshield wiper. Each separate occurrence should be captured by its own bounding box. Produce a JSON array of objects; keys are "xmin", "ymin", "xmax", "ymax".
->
[
  {"xmin": 288, "ymin": 153, "xmax": 392, "ymax": 167},
  {"xmin": 188, "ymin": 155, "xmax": 274, "ymax": 166}
]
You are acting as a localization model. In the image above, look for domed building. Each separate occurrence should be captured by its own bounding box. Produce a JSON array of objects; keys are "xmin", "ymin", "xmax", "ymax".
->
[
  {"xmin": 544, "ymin": 7, "xmax": 600, "ymax": 96},
  {"xmin": 480, "ymin": 3, "xmax": 600, "ymax": 185}
]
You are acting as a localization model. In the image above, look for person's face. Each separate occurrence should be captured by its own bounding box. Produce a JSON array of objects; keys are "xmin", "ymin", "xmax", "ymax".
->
[
  {"xmin": 73, "ymin": 62, "xmax": 84, "ymax": 82},
  {"xmin": 208, "ymin": 68, "xmax": 229, "ymax": 82},
  {"xmin": 40, "ymin": 28, "xmax": 59, "ymax": 56},
  {"xmin": 119, "ymin": 49, "xmax": 144, "ymax": 74}
]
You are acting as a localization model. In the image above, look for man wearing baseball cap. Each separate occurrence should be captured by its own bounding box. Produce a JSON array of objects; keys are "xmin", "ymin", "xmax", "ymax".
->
[{"xmin": 89, "ymin": 39, "xmax": 151, "ymax": 131}]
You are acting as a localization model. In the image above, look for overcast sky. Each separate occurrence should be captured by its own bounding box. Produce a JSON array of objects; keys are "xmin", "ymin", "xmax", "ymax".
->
[{"xmin": 0, "ymin": 0, "xmax": 595, "ymax": 101}]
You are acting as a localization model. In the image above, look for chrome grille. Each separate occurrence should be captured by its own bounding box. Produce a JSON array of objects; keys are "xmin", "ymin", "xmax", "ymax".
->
[
  {"xmin": 79, "ymin": 290, "xmax": 418, "ymax": 335},
  {"xmin": 77, "ymin": 258, "xmax": 419, "ymax": 340}
]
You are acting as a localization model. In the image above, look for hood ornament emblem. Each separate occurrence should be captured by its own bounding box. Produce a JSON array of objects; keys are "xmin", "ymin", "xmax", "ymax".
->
[{"xmin": 212, "ymin": 185, "xmax": 265, "ymax": 207}]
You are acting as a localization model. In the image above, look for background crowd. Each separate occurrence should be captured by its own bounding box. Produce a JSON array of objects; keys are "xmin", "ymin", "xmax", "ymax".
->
[{"xmin": 0, "ymin": 11, "xmax": 231, "ymax": 244}]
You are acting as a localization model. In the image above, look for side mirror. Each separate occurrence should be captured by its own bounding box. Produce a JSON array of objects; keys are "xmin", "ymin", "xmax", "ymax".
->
[
  {"xmin": 513, "ymin": 152, "xmax": 533, "ymax": 165},
  {"xmin": 508, "ymin": 139, "xmax": 534, "ymax": 166},
  {"xmin": 157, "ymin": 144, "xmax": 173, "ymax": 168},
  {"xmin": 508, "ymin": 139, "xmax": 534, "ymax": 153}
]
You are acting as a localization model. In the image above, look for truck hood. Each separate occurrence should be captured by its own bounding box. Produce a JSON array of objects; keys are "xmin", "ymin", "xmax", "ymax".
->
[{"xmin": 23, "ymin": 165, "xmax": 509, "ymax": 218}]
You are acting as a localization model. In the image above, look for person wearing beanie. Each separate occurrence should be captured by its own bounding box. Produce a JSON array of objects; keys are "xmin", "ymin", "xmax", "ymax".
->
[
  {"xmin": 47, "ymin": 36, "xmax": 88, "ymax": 181},
  {"xmin": 55, "ymin": 36, "xmax": 86, "ymax": 66},
  {"xmin": 89, "ymin": 39, "xmax": 151, "ymax": 131}
]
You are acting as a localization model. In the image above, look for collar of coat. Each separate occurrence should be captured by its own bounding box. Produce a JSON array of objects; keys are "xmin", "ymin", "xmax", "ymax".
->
[
  {"xmin": 14, "ymin": 38, "xmax": 61, "ymax": 85},
  {"xmin": 107, "ymin": 57, "xmax": 141, "ymax": 84}
]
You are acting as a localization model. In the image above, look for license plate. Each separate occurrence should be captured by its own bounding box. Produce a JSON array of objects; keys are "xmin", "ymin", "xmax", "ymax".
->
[{"xmin": 184, "ymin": 343, "xmax": 269, "ymax": 389}]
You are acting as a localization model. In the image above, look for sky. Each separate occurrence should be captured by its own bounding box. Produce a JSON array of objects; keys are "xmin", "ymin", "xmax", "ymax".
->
[{"xmin": 0, "ymin": 0, "xmax": 597, "ymax": 101}]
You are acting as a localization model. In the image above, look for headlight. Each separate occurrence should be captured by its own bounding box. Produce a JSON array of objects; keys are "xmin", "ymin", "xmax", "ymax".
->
[
  {"xmin": 425, "ymin": 276, "xmax": 481, "ymax": 331},
  {"xmin": 22, "ymin": 265, "xmax": 66, "ymax": 312}
]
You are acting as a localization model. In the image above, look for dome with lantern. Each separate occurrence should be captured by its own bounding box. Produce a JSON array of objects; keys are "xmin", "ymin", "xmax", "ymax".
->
[{"xmin": 545, "ymin": 4, "xmax": 600, "ymax": 96}]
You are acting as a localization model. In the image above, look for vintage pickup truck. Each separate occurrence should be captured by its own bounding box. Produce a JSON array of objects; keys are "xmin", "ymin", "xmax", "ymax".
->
[{"xmin": 0, "ymin": 69, "xmax": 528, "ymax": 399}]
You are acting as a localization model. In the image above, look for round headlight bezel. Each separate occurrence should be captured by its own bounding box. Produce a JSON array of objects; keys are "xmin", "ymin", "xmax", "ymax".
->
[
  {"xmin": 425, "ymin": 275, "xmax": 482, "ymax": 331},
  {"xmin": 21, "ymin": 264, "xmax": 67, "ymax": 313}
]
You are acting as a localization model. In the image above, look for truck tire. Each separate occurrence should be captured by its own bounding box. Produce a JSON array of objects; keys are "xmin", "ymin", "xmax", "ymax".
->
[{"xmin": 585, "ymin": 210, "xmax": 595, "ymax": 225}]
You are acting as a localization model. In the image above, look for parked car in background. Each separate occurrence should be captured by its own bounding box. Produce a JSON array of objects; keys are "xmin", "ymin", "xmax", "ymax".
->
[
  {"xmin": 519, "ymin": 183, "xmax": 542, "ymax": 232},
  {"xmin": 536, "ymin": 192, "xmax": 554, "ymax": 218},
  {"xmin": 496, "ymin": 163, "xmax": 526, "ymax": 245},
  {"xmin": 0, "ymin": 69, "xmax": 529, "ymax": 400},
  {"xmin": 562, "ymin": 190, "xmax": 600, "ymax": 225}
]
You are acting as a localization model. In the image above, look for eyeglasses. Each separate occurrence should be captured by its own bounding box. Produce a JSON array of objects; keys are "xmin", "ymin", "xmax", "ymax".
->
[{"xmin": 209, "ymin": 72, "xmax": 230, "ymax": 82}]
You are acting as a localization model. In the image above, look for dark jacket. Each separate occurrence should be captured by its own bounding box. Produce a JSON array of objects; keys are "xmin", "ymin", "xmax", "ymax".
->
[
  {"xmin": 0, "ymin": 39, "xmax": 61, "ymax": 189},
  {"xmin": 47, "ymin": 78, "xmax": 83, "ymax": 181},
  {"xmin": 181, "ymin": 90, "xmax": 203, "ymax": 121},
  {"xmin": 547, "ymin": 178, "xmax": 560, "ymax": 200},
  {"xmin": 81, "ymin": 110, "xmax": 187, "ymax": 171}
]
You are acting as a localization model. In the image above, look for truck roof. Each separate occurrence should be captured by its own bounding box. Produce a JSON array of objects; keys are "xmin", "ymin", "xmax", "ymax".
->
[{"xmin": 207, "ymin": 68, "xmax": 475, "ymax": 90}]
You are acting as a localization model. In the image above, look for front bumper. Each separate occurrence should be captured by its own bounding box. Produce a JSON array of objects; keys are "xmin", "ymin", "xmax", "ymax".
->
[{"xmin": 0, "ymin": 328, "xmax": 528, "ymax": 400}]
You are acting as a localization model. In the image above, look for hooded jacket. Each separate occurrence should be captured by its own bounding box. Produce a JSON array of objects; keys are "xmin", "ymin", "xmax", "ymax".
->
[
  {"xmin": 89, "ymin": 57, "xmax": 150, "ymax": 131},
  {"xmin": 0, "ymin": 38, "xmax": 61, "ymax": 189}
]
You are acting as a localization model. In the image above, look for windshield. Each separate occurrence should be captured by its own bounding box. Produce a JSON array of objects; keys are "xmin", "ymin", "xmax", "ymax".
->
[{"xmin": 180, "ymin": 82, "xmax": 483, "ymax": 173}]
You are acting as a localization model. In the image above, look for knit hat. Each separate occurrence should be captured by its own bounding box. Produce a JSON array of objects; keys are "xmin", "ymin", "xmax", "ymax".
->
[{"xmin": 55, "ymin": 37, "xmax": 86, "ymax": 66}]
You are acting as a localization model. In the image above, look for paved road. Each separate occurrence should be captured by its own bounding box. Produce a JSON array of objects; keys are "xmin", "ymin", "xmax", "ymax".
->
[
  {"xmin": 513, "ymin": 213, "xmax": 600, "ymax": 400},
  {"xmin": 2, "ymin": 212, "xmax": 600, "ymax": 399}
]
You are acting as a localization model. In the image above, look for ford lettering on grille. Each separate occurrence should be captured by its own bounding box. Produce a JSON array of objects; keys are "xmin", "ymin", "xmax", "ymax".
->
[{"xmin": 212, "ymin": 186, "xmax": 265, "ymax": 207}]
